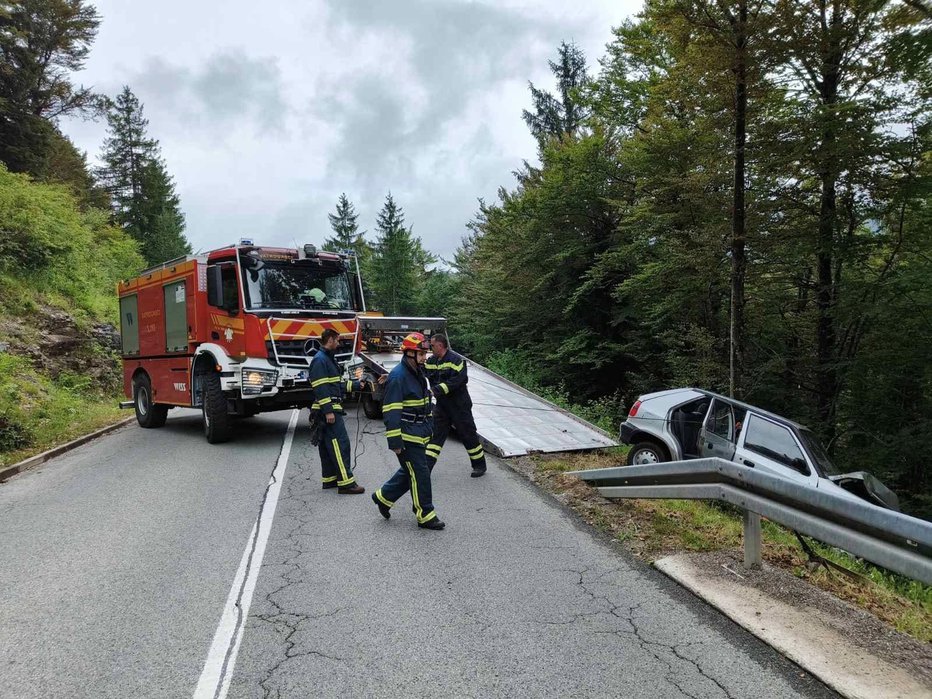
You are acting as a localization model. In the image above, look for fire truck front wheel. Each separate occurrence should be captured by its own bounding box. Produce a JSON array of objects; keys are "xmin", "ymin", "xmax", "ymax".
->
[
  {"xmin": 133, "ymin": 374, "xmax": 168, "ymax": 428},
  {"xmin": 201, "ymin": 371, "xmax": 232, "ymax": 443}
]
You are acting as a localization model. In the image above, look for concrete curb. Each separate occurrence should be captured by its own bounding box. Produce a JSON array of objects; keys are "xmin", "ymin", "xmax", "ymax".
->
[
  {"xmin": 0, "ymin": 417, "xmax": 135, "ymax": 483},
  {"xmin": 655, "ymin": 553, "xmax": 931, "ymax": 699}
]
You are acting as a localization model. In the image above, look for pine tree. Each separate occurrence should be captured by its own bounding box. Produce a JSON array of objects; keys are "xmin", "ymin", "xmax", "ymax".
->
[
  {"xmin": 97, "ymin": 86, "xmax": 190, "ymax": 265},
  {"xmin": 368, "ymin": 194, "xmax": 435, "ymax": 315},
  {"xmin": 323, "ymin": 193, "xmax": 368, "ymax": 258},
  {"xmin": 136, "ymin": 158, "xmax": 189, "ymax": 263},
  {"xmin": 522, "ymin": 41, "xmax": 590, "ymax": 145}
]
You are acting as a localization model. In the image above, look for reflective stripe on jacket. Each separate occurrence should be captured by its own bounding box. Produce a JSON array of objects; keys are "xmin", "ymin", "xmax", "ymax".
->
[
  {"xmin": 310, "ymin": 348, "xmax": 360, "ymax": 415},
  {"xmin": 425, "ymin": 348, "xmax": 468, "ymax": 398},
  {"xmin": 383, "ymin": 360, "xmax": 433, "ymax": 451}
]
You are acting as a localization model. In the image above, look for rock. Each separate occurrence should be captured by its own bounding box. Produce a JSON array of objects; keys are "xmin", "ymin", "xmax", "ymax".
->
[
  {"xmin": 91, "ymin": 323, "xmax": 122, "ymax": 352},
  {"xmin": 0, "ymin": 342, "xmax": 8, "ymax": 353}
]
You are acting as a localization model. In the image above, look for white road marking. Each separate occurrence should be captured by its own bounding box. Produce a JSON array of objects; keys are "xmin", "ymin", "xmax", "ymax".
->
[{"xmin": 193, "ymin": 409, "xmax": 300, "ymax": 699}]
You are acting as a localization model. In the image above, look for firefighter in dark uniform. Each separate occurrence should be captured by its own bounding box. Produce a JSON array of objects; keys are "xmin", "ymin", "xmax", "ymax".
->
[
  {"xmin": 423, "ymin": 333, "xmax": 486, "ymax": 477},
  {"xmin": 310, "ymin": 328, "xmax": 365, "ymax": 494},
  {"xmin": 371, "ymin": 332, "xmax": 445, "ymax": 530}
]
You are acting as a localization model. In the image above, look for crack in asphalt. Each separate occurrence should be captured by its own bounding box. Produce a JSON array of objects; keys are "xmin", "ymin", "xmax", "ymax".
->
[
  {"xmin": 541, "ymin": 567, "xmax": 737, "ymax": 699},
  {"xmin": 247, "ymin": 450, "xmax": 355, "ymax": 699}
]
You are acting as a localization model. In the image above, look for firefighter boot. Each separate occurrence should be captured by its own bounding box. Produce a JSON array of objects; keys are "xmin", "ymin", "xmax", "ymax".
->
[
  {"xmin": 338, "ymin": 483, "xmax": 365, "ymax": 494},
  {"xmin": 418, "ymin": 518, "xmax": 446, "ymax": 530},
  {"xmin": 372, "ymin": 492, "xmax": 391, "ymax": 519}
]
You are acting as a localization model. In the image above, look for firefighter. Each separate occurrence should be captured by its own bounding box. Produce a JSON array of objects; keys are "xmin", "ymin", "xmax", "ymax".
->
[
  {"xmin": 424, "ymin": 333, "xmax": 486, "ymax": 478},
  {"xmin": 310, "ymin": 328, "xmax": 365, "ymax": 494},
  {"xmin": 371, "ymin": 332, "xmax": 444, "ymax": 530}
]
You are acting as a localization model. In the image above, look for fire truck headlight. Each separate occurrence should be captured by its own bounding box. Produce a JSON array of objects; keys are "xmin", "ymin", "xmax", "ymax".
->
[{"xmin": 242, "ymin": 368, "xmax": 278, "ymax": 395}]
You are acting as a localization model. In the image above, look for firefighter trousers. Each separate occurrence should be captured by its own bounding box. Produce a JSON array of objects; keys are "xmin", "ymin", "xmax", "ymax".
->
[
  {"xmin": 374, "ymin": 443, "xmax": 438, "ymax": 524},
  {"xmin": 425, "ymin": 395, "xmax": 486, "ymax": 473},
  {"xmin": 318, "ymin": 414, "xmax": 356, "ymax": 487}
]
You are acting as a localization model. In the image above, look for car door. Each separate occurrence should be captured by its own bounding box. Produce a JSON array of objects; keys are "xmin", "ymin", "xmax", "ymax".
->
[
  {"xmin": 736, "ymin": 413, "xmax": 816, "ymax": 486},
  {"xmin": 698, "ymin": 399, "xmax": 737, "ymax": 462}
]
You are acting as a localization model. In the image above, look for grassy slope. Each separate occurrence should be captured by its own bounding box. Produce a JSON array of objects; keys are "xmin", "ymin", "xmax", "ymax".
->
[{"xmin": 0, "ymin": 166, "xmax": 143, "ymax": 468}]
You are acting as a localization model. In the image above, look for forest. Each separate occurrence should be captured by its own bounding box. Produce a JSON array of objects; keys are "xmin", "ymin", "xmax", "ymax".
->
[{"xmin": 1, "ymin": 1, "xmax": 930, "ymax": 516}]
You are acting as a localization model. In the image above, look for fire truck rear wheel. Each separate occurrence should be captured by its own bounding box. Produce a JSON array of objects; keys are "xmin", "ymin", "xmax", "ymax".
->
[
  {"xmin": 202, "ymin": 371, "xmax": 232, "ymax": 443},
  {"xmin": 134, "ymin": 374, "xmax": 168, "ymax": 428}
]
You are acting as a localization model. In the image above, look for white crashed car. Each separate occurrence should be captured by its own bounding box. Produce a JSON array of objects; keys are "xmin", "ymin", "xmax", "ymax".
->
[{"xmin": 618, "ymin": 388, "xmax": 899, "ymax": 511}]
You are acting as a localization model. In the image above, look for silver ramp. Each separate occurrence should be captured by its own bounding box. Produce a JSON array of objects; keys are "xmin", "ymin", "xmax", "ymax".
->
[{"xmin": 361, "ymin": 352, "xmax": 618, "ymax": 457}]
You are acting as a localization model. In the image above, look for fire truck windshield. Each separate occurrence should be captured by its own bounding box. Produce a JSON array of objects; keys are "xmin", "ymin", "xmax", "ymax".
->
[{"xmin": 240, "ymin": 260, "xmax": 353, "ymax": 312}]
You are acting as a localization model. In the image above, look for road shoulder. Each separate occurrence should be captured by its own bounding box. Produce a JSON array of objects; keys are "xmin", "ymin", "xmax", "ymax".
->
[{"xmin": 655, "ymin": 552, "xmax": 932, "ymax": 699}]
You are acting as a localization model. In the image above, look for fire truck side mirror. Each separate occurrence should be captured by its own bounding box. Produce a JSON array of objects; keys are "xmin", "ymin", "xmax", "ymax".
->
[{"xmin": 207, "ymin": 265, "xmax": 224, "ymax": 308}]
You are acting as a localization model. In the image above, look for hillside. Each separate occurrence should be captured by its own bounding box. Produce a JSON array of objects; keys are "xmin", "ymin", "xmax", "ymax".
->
[{"xmin": 0, "ymin": 165, "xmax": 144, "ymax": 465}]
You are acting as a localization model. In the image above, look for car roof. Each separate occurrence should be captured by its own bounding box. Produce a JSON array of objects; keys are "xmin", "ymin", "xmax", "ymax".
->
[
  {"xmin": 639, "ymin": 387, "xmax": 807, "ymax": 431},
  {"xmin": 692, "ymin": 388, "xmax": 807, "ymax": 430}
]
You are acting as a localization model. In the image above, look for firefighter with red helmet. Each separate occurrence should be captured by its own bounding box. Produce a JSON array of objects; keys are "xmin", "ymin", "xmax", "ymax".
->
[
  {"xmin": 424, "ymin": 333, "xmax": 486, "ymax": 477},
  {"xmin": 371, "ymin": 332, "xmax": 444, "ymax": 530}
]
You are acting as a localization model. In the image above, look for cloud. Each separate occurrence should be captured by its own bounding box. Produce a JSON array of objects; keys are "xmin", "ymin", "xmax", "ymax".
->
[
  {"xmin": 60, "ymin": 0, "xmax": 634, "ymax": 259},
  {"xmin": 315, "ymin": 0, "xmax": 578, "ymax": 185},
  {"xmin": 130, "ymin": 51, "xmax": 289, "ymax": 137}
]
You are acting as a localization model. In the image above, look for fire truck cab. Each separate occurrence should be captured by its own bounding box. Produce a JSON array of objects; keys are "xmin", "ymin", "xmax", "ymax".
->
[{"xmin": 118, "ymin": 241, "xmax": 363, "ymax": 442}]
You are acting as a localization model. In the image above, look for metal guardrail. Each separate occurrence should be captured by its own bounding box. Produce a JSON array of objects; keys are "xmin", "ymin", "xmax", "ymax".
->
[{"xmin": 569, "ymin": 458, "xmax": 932, "ymax": 586}]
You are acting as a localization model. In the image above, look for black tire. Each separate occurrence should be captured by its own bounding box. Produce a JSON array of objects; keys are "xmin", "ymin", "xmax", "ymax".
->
[
  {"xmin": 133, "ymin": 374, "xmax": 168, "ymax": 428},
  {"xmin": 627, "ymin": 441, "xmax": 668, "ymax": 466},
  {"xmin": 202, "ymin": 371, "xmax": 231, "ymax": 443},
  {"xmin": 362, "ymin": 392, "xmax": 383, "ymax": 419}
]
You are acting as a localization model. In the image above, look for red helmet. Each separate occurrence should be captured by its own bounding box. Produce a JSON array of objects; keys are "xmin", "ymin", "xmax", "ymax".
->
[{"xmin": 400, "ymin": 332, "xmax": 429, "ymax": 352}]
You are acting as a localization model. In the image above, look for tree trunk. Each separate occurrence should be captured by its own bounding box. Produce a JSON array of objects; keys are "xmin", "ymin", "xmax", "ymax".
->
[
  {"xmin": 814, "ymin": 0, "xmax": 842, "ymax": 445},
  {"xmin": 730, "ymin": 0, "xmax": 748, "ymax": 399}
]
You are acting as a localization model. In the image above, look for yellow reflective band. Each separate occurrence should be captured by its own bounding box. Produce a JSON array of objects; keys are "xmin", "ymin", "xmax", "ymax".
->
[
  {"xmin": 426, "ymin": 444, "xmax": 442, "ymax": 454},
  {"xmin": 402, "ymin": 398, "xmax": 430, "ymax": 407},
  {"xmin": 346, "ymin": 380, "xmax": 354, "ymax": 392},
  {"xmin": 437, "ymin": 361, "xmax": 463, "ymax": 371},
  {"xmin": 332, "ymin": 404, "xmax": 343, "ymax": 411},
  {"xmin": 375, "ymin": 489, "xmax": 394, "ymax": 508},
  {"xmin": 337, "ymin": 476, "xmax": 355, "ymax": 486},
  {"xmin": 406, "ymin": 461, "xmax": 435, "ymax": 524},
  {"xmin": 424, "ymin": 363, "xmax": 439, "ymax": 370},
  {"xmin": 322, "ymin": 475, "xmax": 337, "ymax": 483},
  {"xmin": 382, "ymin": 402, "xmax": 402, "ymax": 411},
  {"xmin": 401, "ymin": 434, "xmax": 430, "ymax": 445},
  {"xmin": 438, "ymin": 383, "xmax": 449, "ymax": 394},
  {"xmin": 311, "ymin": 376, "xmax": 341, "ymax": 388},
  {"xmin": 385, "ymin": 429, "xmax": 402, "ymax": 437},
  {"xmin": 332, "ymin": 438, "xmax": 350, "ymax": 482},
  {"xmin": 467, "ymin": 444, "xmax": 484, "ymax": 454},
  {"xmin": 317, "ymin": 397, "xmax": 332, "ymax": 405},
  {"xmin": 469, "ymin": 451, "xmax": 485, "ymax": 460}
]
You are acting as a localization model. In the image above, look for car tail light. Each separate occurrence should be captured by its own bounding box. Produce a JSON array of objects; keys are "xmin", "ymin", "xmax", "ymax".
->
[{"xmin": 628, "ymin": 400, "xmax": 642, "ymax": 417}]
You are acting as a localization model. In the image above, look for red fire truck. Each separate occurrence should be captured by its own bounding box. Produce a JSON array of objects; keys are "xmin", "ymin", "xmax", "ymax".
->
[{"xmin": 117, "ymin": 240, "xmax": 364, "ymax": 442}]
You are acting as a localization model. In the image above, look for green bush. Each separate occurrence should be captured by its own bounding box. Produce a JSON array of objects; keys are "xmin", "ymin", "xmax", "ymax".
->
[
  {"xmin": 0, "ymin": 164, "xmax": 145, "ymax": 323},
  {"xmin": 485, "ymin": 348, "xmax": 624, "ymax": 433}
]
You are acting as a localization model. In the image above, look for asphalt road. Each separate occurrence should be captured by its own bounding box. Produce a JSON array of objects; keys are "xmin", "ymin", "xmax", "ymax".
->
[{"xmin": 0, "ymin": 406, "xmax": 837, "ymax": 698}]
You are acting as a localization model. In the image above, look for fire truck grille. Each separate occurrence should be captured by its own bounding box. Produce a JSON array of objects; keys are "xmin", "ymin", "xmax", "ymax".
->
[{"xmin": 266, "ymin": 339, "xmax": 355, "ymax": 367}]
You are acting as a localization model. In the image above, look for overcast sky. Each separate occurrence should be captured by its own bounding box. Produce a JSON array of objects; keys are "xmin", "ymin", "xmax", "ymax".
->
[{"xmin": 61, "ymin": 0, "xmax": 640, "ymax": 260}]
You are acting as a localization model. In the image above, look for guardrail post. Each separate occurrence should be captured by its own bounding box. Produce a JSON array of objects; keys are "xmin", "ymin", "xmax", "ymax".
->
[{"xmin": 743, "ymin": 510, "xmax": 762, "ymax": 569}]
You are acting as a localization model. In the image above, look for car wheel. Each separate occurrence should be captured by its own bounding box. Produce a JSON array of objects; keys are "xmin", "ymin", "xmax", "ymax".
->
[
  {"xmin": 133, "ymin": 374, "xmax": 168, "ymax": 428},
  {"xmin": 627, "ymin": 442, "xmax": 668, "ymax": 466},
  {"xmin": 362, "ymin": 392, "xmax": 383, "ymax": 419}
]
